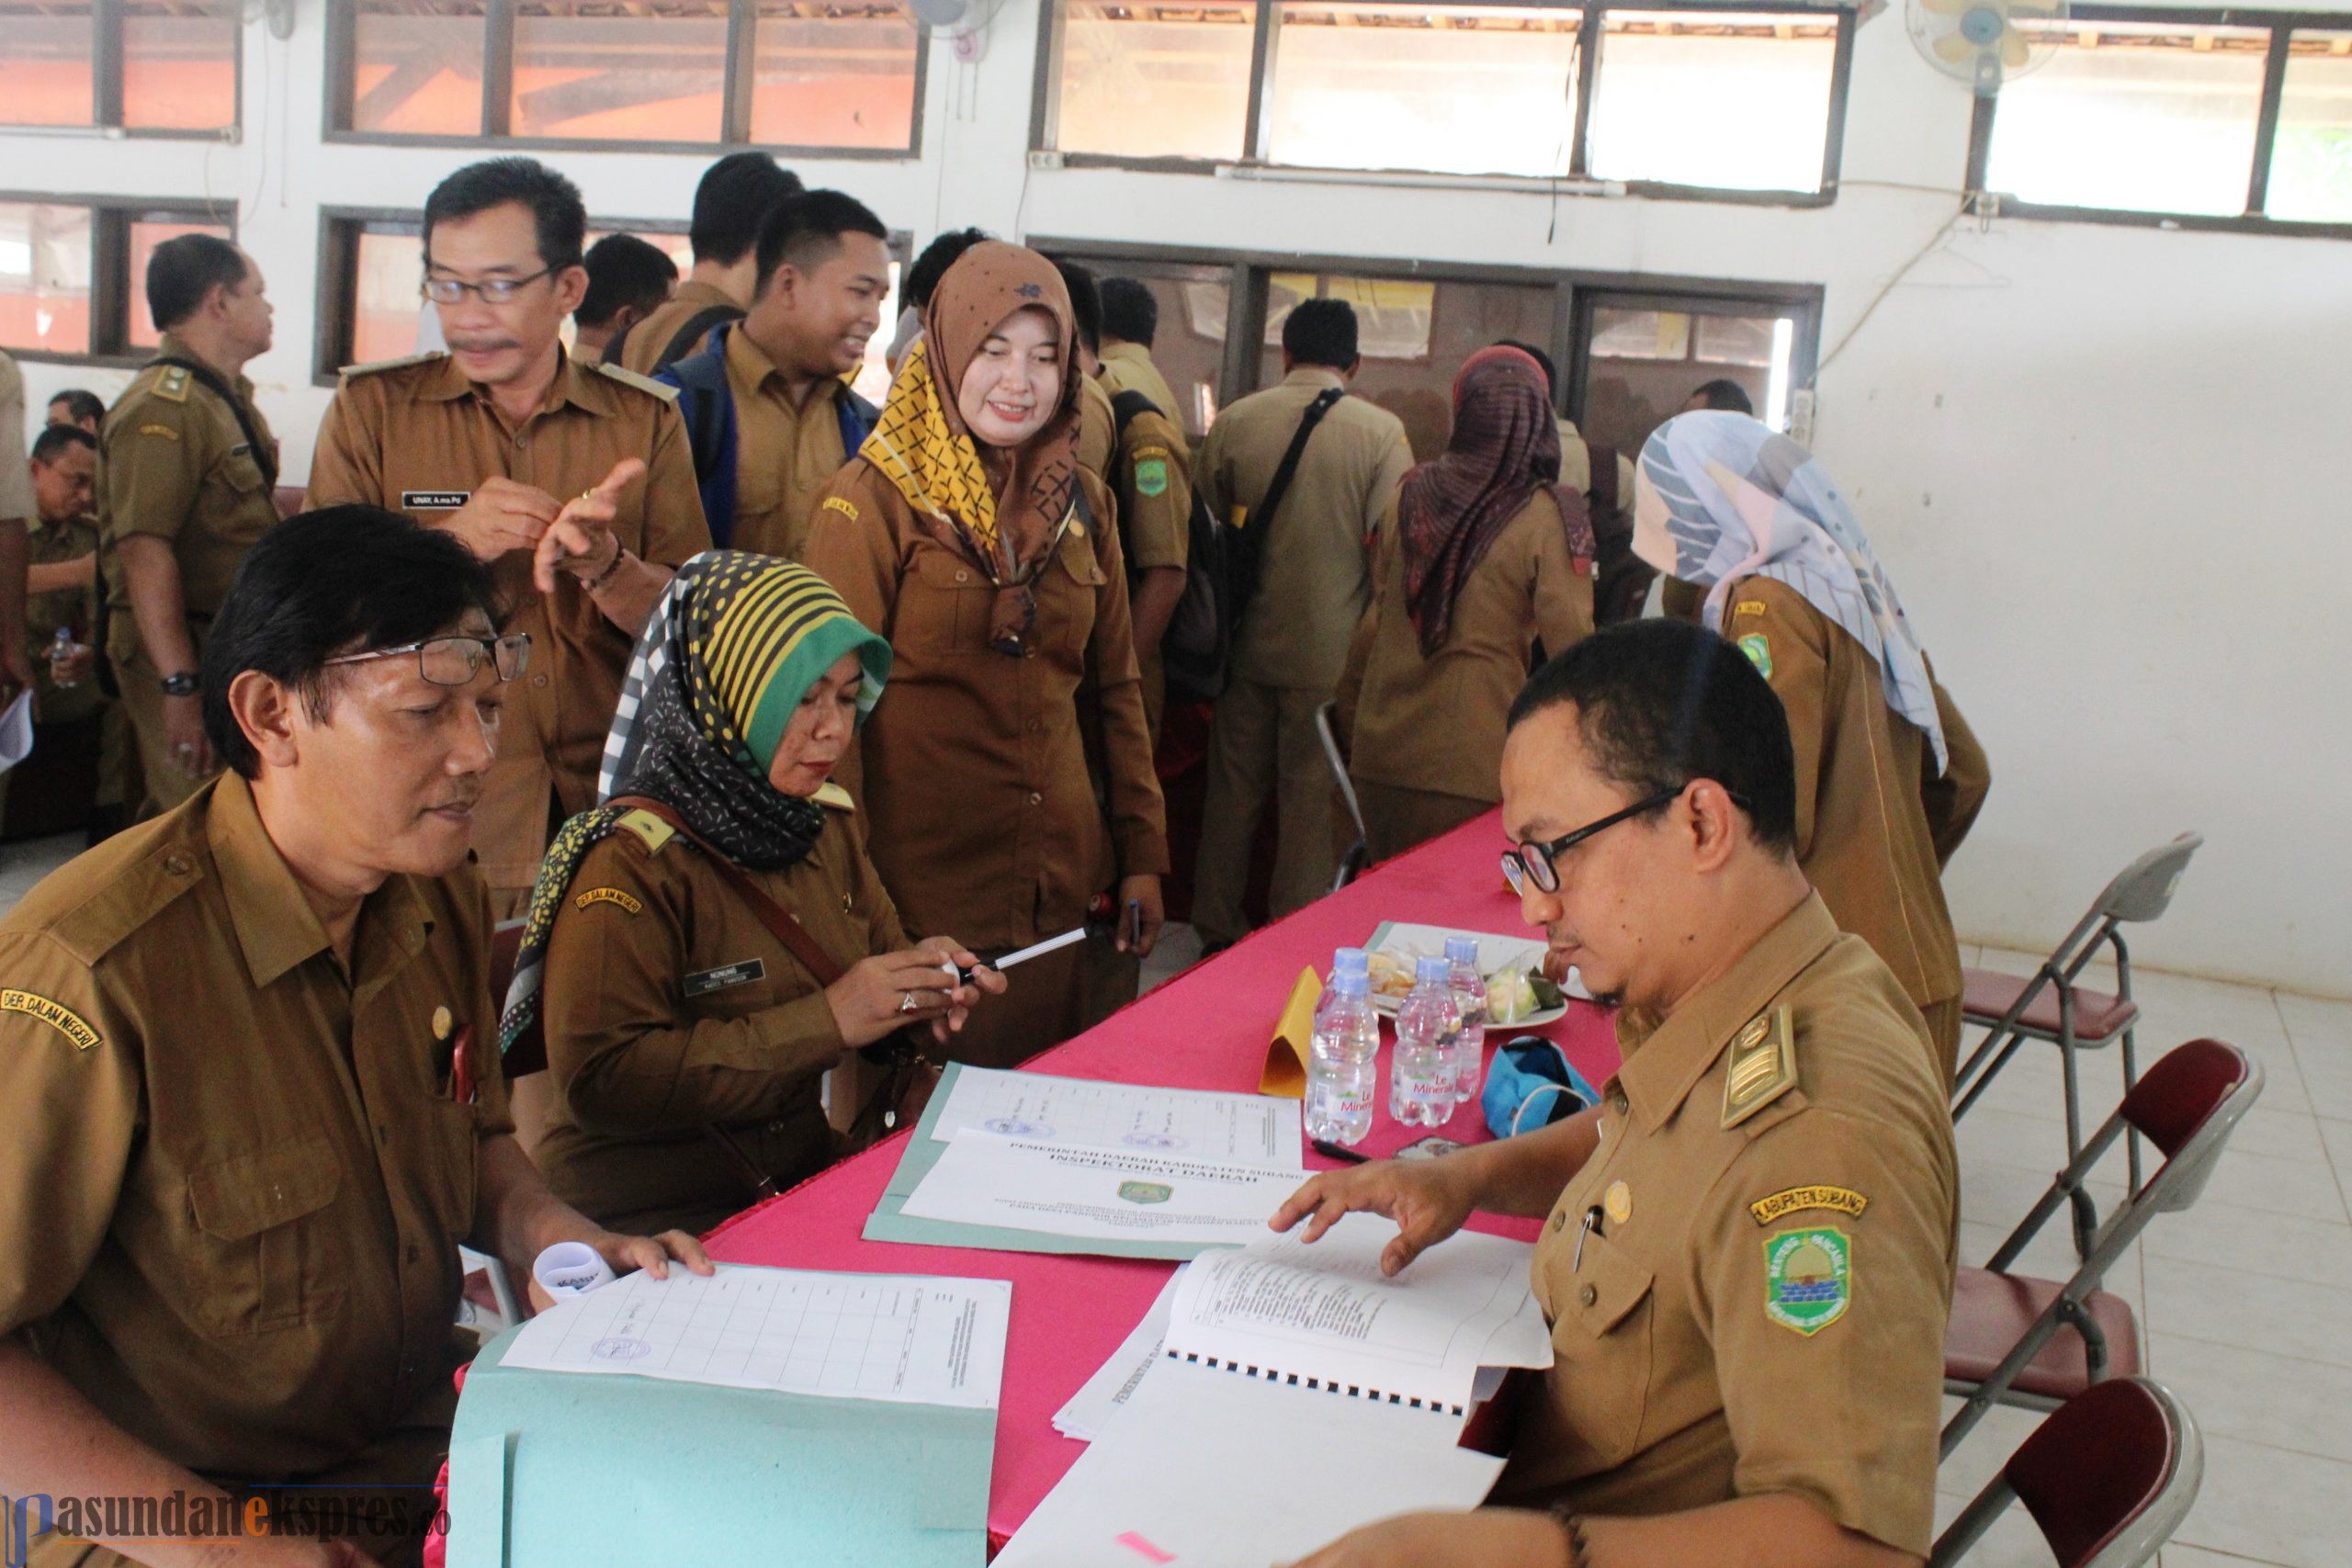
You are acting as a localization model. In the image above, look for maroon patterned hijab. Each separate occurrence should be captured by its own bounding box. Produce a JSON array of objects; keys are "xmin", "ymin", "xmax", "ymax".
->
[{"xmin": 1396, "ymin": 346, "xmax": 1595, "ymax": 656}]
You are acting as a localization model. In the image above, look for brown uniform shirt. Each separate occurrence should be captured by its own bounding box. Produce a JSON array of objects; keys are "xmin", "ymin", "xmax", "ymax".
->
[
  {"xmin": 0, "ymin": 772, "xmax": 514, "ymax": 1480},
  {"xmin": 616, "ymin": 277, "xmax": 739, "ymax": 377},
  {"xmin": 716, "ymin": 324, "xmax": 854, "ymax": 561},
  {"xmin": 1496, "ymin": 894, "xmax": 1957, "ymax": 1557},
  {"xmin": 1724, "ymin": 580, "xmax": 1989, "ymax": 1025},
  {"xmin": 1099, "ymin": 342, "xmax": 1183, "ymax": 435},
  {"xmin": 1076, "ymin": 373, "xmax": 1117, "ymax": 489},
  {"xmin": 801, "ymin": 460, "xmax": 1169, "ymax": 952},
  {"xmin": 1341, "ymin": 491, "xmax": 1593, "ymax": 804},
  {"xmin": 1555, "ymin": 416, "xmax": 1634, "ymax": 506},
  {"xmin": 97, "ymin": 335, "xmax": 282, "ymax": 669},
  {"xmin": 25, "ymin": 513, "xmax": 106, "ymax": 726},
  {"xmin": 1196, "ymin": 368, "xmax": 1412, "ymax": 691},
  {"xmin": 304, "ymin": 350, "xmax": 711, "ymax": 890},
  {"xmin": 535, "ymin": 792, "xmax": 904, "ymax": 1235},
  {"xmin": 1107, "ymin": 389, "xmax": 1193, "ymax": 738}
]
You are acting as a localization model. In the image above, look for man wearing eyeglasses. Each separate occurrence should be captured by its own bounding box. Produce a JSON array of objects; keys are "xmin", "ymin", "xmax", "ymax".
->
[
  {"xmin": 0, "ymin": 509, "xmax": 711, "ymax": 1568},
  {"xmin": 1274, "ymin": 619, "xmax": 1956, "ymax": 1568},
  {"xmin": 306, "ymin": 156, "xmax": 711, "ymax": 918}
]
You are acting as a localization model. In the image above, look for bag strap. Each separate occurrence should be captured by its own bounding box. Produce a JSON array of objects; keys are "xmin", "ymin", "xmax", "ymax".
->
[
  {"xmin": 654, "ymin": 303, "xmax": 745, "ymax": 376},
  {"xmin": 1109, "ymin": 387, "xmax": 1159, "ymax": 445},
  {"xmin": 149, "ymin": 355, "xmax": 278, "ymax": 491},
  {"xmin": 1251, "ymin": 388, "xmax": 1344, "ymax": 541},
  {"xmin": 606, "ymin": 795, "xmax": 847, "ymax": 987}
]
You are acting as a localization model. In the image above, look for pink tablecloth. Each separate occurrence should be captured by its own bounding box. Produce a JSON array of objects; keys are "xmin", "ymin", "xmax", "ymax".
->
[{"xmin": 703, "ymin": 807, "xmax": 1621, "ymax": 1548}]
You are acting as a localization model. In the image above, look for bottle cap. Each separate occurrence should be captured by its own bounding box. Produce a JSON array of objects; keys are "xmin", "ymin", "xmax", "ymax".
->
[
  {"xmin": 1416, "ymin": 954, "xmax": 1450, "ymax": 984},
  {"xmin": 1333, "ymin": 947, "xmax": 1369, "ymax": 976},
  {"xmin": 1444, "ymin": 936, "xmax": 1479, "ymax": 963},
  {"xmin": 1330, "ymin": 968, "xmax": 1369, "ymax": 998}
]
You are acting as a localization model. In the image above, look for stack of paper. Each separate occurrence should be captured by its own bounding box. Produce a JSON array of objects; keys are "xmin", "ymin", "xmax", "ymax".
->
[{"xmin": 1051, "ymin": 1269, "xmax": 1182, "ymax": 1442}]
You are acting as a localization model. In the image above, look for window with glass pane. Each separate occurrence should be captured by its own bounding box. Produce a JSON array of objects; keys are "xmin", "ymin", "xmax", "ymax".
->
[
  {"xmin": 1052, "ymin": 1, "xmax": 1257, "ymax": 161},
  {"xmin": 1582, "ymin": 300, "xmax": 1793, "ymax": 456},
  {"xmin": 1587, "ymin": 11, "xmax": 1838, "ymax": 191},
  {"xmin": 2269, "ymin": 31, "xmax": 2352, "ymax": 224},
  {"xmin": 1266, "ymin": 4, "xmax": 1578, "ymax": 177},
  {"xmin": 1984, "ymin": 21, "xmax": 2267, "ymax": 216},
  {"xmin": 510, "ymin": 1, "xmax": 727, "ymax": 142},
  {"xmin": 0, "ymin": 203, "xmax": 93, "ymax": 355},
  {"xmin": 750, "ymin": 2, "xmax": 919, "ymax": 150},
  {"xmin": 123, "ymin": 0, "xmax": 239, "ymax": 130},
  {"xmin": 353, "ymin": 228, "xmax": 426, "ymax": 367},
  {"xmin": 129, "ymin": 219, "xmax": 233, "ymax": 348},
  {"xmin": 351, "ymin": 0, "xmax": 489, "ymax": 135},
  {"xmin": 0, "ymin": 0, "xmax": 96, "ymax": 127}
]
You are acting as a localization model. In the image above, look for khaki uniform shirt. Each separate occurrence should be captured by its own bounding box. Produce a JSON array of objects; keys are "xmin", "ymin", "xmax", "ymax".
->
[
  {"xmin": 26, "ymin": 513, "xmax": 106, "ymax": 726},
  {"xmin": 0, "ymin": 351, "xmax": 35, "ymax": 522},
  {"xmin": 1497, "ymin": 895, "xmax": 1956, "ymax": 1557},
  {"xmin": 1196, "ymin": 369, "xmax": 1412, "ymax": 691},
  {"xmin": 304, "ymin": 350, "xmax": 711, "ymax": 890},
  {"xmin": 718, "ymin": 324, "xmax": 854, "ymax": 561},
  {"xmin": 1108, "ymin": 389, "xmax": 1193, "ymax": 737},
  {"xmin": 535, "ymin": 794, "xmax": 904, "ymax": 1235},
  {"xmin": 1724, "ymin": 579, "xmax": 1988, "ymax": 1021},
  {"xmin": 1555, "ymin": 416, "xmax": 1635, "ymax": 510},
  {"xmin": 1076, "ymin": 374, "xmax": 1117, "ymax": 490},
  {"xmin": 1099, "ymin": 342, "xmax": 1184, "ymax": 434},
  {"xmin": 616, "ymin": 278, "xmax": 739, "ymax": 377},
  {"xmin": 801, "ymin": 461, "xmax": 1169, "ymax": 952},
  {"xmin": 1342, "ymin": 491, "xmax": 1593, "ymax": 803},
  {"xmin": 0, "ymin": 772, "xmax": 513, "ymax": 1480},
  {"xmin": 97, "ymin": 334, "xmax": 282, "ymax": 669}
]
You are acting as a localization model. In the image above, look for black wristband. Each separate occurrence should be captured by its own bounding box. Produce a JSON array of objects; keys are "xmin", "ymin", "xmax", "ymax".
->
[{"xmin": 159, "ymin": 671, "xmax": 199, "ymax": 697}]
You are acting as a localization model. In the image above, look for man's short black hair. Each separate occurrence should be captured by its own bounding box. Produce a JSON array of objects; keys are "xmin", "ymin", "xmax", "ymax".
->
[
  {"xmin": 47, "ymin": 389, "xmax": 105, "ymax": 427},
  {"xmin": 1495, "ymin": 339, "xmax": 1557, "ymax": 399},
  {"xmin": 1099, "ymin": 276, "xmax": 1158, "ymax": 348},
  {"xmin": 1688, "ymin": 377, "xmax": 1756, "ymax": 415},
  {"xmin": 1283, "ymin": 298, "xmax": 1358, "ymax": 369},
  {"xmin": 146, "ymin": 234, "xmax": 249, "ymax": 334},
  {"xmin": 1507, "ymin": 619, "xmax": 1798, "ymax": 855},
  {"xmin": 30, "ymin": 424, "xmax": 95, "ymax": 465},
  {"xmin": 904, "ymin": 227, "xmax": 990, "ymax": 312},
  {"xmin": 424, "ymin": 157, "xmax": 586, "ymax": 274},
  {"xmin": 691, "ymin": 152, "xmax": 803, "ymax": 266},
  {"xmin": 1054, "ymin": 259, "xmax": 1102, "ymax": 357},
  {"xmin": 203, "ymin": 509, "xmax": 503, "ymax": 780},
  {"xmin": 577, "ymin": 234, "xmax": 678, "ymax": 329},
  {"xmin": 752, "ymin": 189, "xmax": 888, "ymax": 298}
]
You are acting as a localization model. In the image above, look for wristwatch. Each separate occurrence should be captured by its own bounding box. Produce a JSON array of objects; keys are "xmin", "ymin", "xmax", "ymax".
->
[{"xmin": 159, "ymin": 672, "xmax": 199, "ymax": 697}]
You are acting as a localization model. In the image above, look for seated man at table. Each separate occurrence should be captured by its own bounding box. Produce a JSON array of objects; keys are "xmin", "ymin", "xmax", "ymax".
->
[
  {"xmin": 0, "ymin": 508, "xmax": 711, "ymax": 1568},
  {"xmin": 1273, "ymin": 618, "xmax": 1957, "ymax": 1568}
]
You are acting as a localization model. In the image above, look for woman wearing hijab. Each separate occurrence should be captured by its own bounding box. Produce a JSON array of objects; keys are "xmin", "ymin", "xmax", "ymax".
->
[
  {"xmin": 1337, "ymin": 346, "xmax": 1597, "ymax": 862},
  {"xmin": 503, "ymin": 553, "xmax": 1005, "ymax": 1235},
  {"xmin": 1632, "ymin": 412, "xmax": 1990, "ymax": 1079},
  {"xmin": 801, "ymin": 242, "xmax": 1167, "ymax": 1068}
]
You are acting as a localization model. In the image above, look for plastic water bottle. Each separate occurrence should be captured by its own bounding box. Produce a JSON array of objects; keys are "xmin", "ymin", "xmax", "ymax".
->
[
  {"xmin": 48, "ymin": 625, "xmax": 83, "ymax": 689},
  {"xmin": 1305, "ymin": 948, "xmax": 1379, "ymax": 1145},
  {"xmin": 1445, "ymin": 936, "xmax": 1488, "ymax": 1104},
  {"xmin": 1391, "ymin": 955, "xmax": 1459, "ymax": 1128}
]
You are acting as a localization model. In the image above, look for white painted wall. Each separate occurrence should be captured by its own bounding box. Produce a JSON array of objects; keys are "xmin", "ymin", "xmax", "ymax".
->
[{"xmin": 6, "ymin": 0, "xmax": 2346, "ymax": 994}]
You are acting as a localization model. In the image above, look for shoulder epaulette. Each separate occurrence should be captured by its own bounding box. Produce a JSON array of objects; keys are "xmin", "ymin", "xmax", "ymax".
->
[
  {"xmin": 811, "ymin": 782, "xmax": 856, "ymax": 813},
  {"xmin": 339, "ymin": 350, "xmax": 446, "ymax": 381},
  {"xmin": 44, "ymin": 838, "xmax": 209, "ymax": 966},
  {"xmin": 1722, "ymin": 1005, "xmax": 1800, "ymax": 1129},
  {"xmin": 614, "ymin": 808, "xmax": 677, "ymax": 855},
  {"xmin": 152, "ymin": 365, "xmax": 192, "ymax": 403},
  {"xmin": 596, "ymin": 361, "xmax": 680, "ymax": 405}
]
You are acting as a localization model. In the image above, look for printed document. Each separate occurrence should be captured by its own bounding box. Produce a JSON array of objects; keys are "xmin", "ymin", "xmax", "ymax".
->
[
  {"xmin": 899, "ymin": 1134, "xmax": 1306, "ymax": 1247},
  {"xmin": 928, "ymin": 1066, "xmax": 1302, "ymax": 1167}
]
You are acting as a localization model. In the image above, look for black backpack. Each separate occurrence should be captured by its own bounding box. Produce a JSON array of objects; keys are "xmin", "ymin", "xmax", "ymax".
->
[{"xmin": 1110, "ymin": 389, "xmax": 1230, "ymax": 704}]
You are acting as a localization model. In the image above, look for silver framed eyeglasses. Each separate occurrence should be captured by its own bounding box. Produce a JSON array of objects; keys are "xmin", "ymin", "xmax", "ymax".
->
[
  {"xmin": 421, "ymin": 265, "xmax": 560, "ymax": 306},
  {"xmin": 322, "ymin": 633, "xmax": 531, "ymax": 687},
  {"xmin": 1501, "ymin": 785, "xmax": 1735, "ymax": 895}
]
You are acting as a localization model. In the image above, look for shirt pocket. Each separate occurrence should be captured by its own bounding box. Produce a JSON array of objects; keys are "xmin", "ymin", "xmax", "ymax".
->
[
  {"xmin": 1042, "ymin": 526, "xmax": 1104, "ymax": 661},
  {"xmin": 1550, "ymin": 1227, "xmax": 1657, "ymax": 1469},
  {"xmin": 896, "ymin": 546, "xmax": 992, "ymax": 655},
  {"xmin": 185, "ymin": 1134, "xmax": 346, "ymax": 1336}
]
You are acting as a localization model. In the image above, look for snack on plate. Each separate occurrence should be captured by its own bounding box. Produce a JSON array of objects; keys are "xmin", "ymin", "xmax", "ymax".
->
[
  {"xmin": 1364, "ymin": 950, "xmax": 1417, "ymax": 1002},
  {"xmin": 1486, "ymin": 967, "xmax": 1566, "ymax": 1025}
]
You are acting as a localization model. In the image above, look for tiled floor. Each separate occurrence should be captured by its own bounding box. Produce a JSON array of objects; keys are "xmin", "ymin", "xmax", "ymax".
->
[{"xmin": 6, "ymin": 826, "xmax": 2346, "ymax": 1566}]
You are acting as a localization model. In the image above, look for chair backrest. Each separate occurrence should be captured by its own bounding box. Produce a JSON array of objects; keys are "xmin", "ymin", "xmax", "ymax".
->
[
  {"xmin": 2094, "ymin": 833, "xmax": 2202, "ymax": 925},
  {"xmin": 2008, "ymin": 1378, "xmax": 2202, "ymax": 1568},
  {"xmin": 2120, "ymin": 1038, "xmax": 2260, "ymax": 1213},
  {"xmin": 1314, "ymin": 700, "xmax": 1369, "ymax": 840}
]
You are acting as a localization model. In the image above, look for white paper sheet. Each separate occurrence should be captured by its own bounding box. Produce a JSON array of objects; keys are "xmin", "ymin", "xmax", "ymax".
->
[
  {"xmin": 0, "ymin": 689, "xmax": 32, "ymax": 773},
  {"xmin": 900, "ymin": 1134, "xmax": 1306, "ymax": 1247},
  {"xmin": 1053, "ymin": 1269, "xmax": 1184, "ymax": 1441},
  {"xmin": 1164, "ymin": 1214, "xmax": 1550, "ymax": 1417},
  {"xmin": 929, "ymin": 1066, "xmax": 1303, "ymax": 1168},
  {"xmin": 498, "ymin": 1263, "xmax": 1009, "ymax": 1410},
  {"xmin": 997, "ymin": 1359, "xmax": 1505, "ymax": 1568}
]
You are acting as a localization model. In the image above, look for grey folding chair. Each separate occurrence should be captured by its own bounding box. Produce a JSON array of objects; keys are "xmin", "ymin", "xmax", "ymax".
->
[
  {"xmin": 1931, "ymin": 1377, "xmax": 2202, "ymax": 1568},
  {"xmin": 1315, "ymin": 700, "xmax": 1368, "ymax": 893},
  {"xmin": 1943, "ymin": 1039, "xmax": 2259, "ymax": 1460},
  {"xmin": 1951, "ymin": 832, "xmax": 2202, "ymax": 1249}
]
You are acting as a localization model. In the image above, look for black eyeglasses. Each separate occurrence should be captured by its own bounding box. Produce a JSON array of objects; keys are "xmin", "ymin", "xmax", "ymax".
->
[
  {"xmin": 421, "ymin": 265, "xmax": 560, "ymax": 306},
  {"xmin": 1503, "ymin": 785, "xmax": 1740, "ymax": 895},
  {"xmin": 322, "ymin": 633, "xmax": 531, "ymax": 687}
]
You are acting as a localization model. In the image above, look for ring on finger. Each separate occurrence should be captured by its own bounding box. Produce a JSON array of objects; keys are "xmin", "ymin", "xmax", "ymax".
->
[{"xmin": 899, "ymin": 991, "xmax": 919, "ymax": 1014}]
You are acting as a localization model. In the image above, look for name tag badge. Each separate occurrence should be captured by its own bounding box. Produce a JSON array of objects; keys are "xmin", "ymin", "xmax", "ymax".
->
[
  {"xmin": 684, "ymin": 959, "xmax": 767, "ymax": 998},
  {"xmin": 401, "ymin": 491, "xmax": 471, "ymax": 510}
]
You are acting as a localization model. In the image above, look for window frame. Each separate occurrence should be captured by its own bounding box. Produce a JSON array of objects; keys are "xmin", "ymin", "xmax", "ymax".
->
[
  {"xmin": 322, "ymin": 0, "xmax": 929, "ymax": 160},
  {"xmin": 0, "ymin": 191, "xmax": 237, "ymax": 367},
  {"xmin": 0, "ymin": 0, "xmax": 245, "ymax": 140},
  {"xmin": 1029, "ymin": 0, "xmax": 1855, "ymax": 206},
  {"xmin": 1963, "ymin": 2, "xmax": 2352, "ymax": 239}
]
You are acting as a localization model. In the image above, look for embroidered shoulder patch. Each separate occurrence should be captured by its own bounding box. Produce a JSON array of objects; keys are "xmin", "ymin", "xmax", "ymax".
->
[
  {"xmin": 138, "ymin": 423, "xmax": 181, "ymax": 442},
  {"xmin": 2, "ymin": 989, "xmax": 102, "ymax": 1052},
  {"xmin": 575, "ymin": 886, "xmax": 644, "ymax": 916},
  {"xmin": 1734, "ymin": 599, "xmax": 1768, "ymax": 617},
  {"xmin": 1737, "ymin": 633, "xmax": 1772, "ymax": 679},
  {"xmin": 1763, "ymin": 1226, "xmax": 1850, "ymax": 1335},
  {"xmin": 1722, "ymin": 1007, "xmax": 1798, "ymax": 1128},
  {"xmin": 1134, "ymin": 457, "xmax": 1170, "ymax": 498},
  {"xmin": 820, "ymin": 495, "xmax": 861, "ymax": 524},
  {"xmin": 1750, "ymin": 1185, "xmax": 1868, "ymax": 1226}
]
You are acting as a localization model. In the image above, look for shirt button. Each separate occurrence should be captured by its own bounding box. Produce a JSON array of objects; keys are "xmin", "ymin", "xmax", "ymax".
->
[
  {"xmin": 163, "ymin": 852, "xmax": 193, "ymax": 876},
  {"xmin": 532, "ymin": 673, "xmax": 548, "ymax": 688},
  {"xmin": 1579, "ymin": 1284, "xmax": 1597, "ymax": 1308},
  {"xmin": 955, "ymin": 570, "xmax": 969, "ymax": 583},
  {"xmin": 514, "ymin": 435, "xmax": 528, "ymax": 449},
  {"xmin": 1611, "ymin": 1091, "xmax": 1629, "ymax": 1116},
  {"xmin": 1551, "ymin": 1212, "xmax": 1566, "ymax": 1233},
  {"xmin": 1027, "ymin": 791, "xmax": 1043, "ymax": 806}
]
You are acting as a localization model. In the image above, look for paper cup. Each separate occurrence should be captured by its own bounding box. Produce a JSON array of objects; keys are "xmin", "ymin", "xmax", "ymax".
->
[{"xmin": 533, "ymin": 1241, "xmax": 616, "ymax": 1298}]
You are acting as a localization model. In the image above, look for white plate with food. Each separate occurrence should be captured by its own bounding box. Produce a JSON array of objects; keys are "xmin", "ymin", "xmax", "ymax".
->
[{"xmin": 1362, "ymin": 921, "xmax": 1589, "ymax": 1027}]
